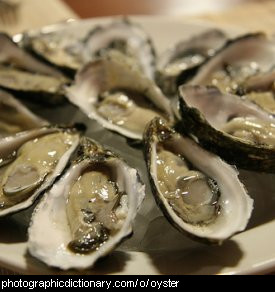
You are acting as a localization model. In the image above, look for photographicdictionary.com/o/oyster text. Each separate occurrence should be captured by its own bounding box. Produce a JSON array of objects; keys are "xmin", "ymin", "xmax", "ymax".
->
[{"xmin": 1, "ymin": 278, "xmax": 180, "ymax": 290}]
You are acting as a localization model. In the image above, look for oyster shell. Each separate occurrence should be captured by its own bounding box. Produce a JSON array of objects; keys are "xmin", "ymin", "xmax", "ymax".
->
[
  {"xmin": 156, "ymin": 29, "xmax": 227, "ymax": 96},
  {"xmin": 66, "ymin": 50, "xmax": 173, "ymax": 140},
  {"xmin": 144, "ymin": 117, "xmax": 253, "ymax": 243},
  {"xmin": 0, "ymin": 89, "xmax": 48, "ymax": 138},
  {"xmin": 0, "ymin": 33, "xmax": 68, "ymax": 105},
  {"xmin": 0, "ymin": 33, "xmax": 63, "ymax": 78},
  {"xmin": 0, "ymin": 125, "xmax": 81, "ymax": 217},
  {"xmin": 178, "ymin": 85, "xmax": 275, "ymax": 172},
  {"xmin": 21, "ymin": 28, "xmax": 84, "ymax": 75},
  {"xmin": 83, "ymin": 17, "xmax": 156, "ymax": 80},
  {"xmin": 0, "ymin": 66, "xmax": 68, "ymax": 105},
  {"xmin": 188, "ymin": 33, "xmax": 275, "ymax": 93},
  {"xmin": 28, "ymin": 137, "xmax": 145, "ymax": 270},
  {"xmin": 22, "ymin": 18, "xmax": 156, "ymax": 79}
]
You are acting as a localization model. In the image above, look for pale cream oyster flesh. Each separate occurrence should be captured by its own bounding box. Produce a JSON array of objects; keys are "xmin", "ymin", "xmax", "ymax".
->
[
  {"xmin": 0, "ymin": 89, "xmax": 48, "ymax": 138},
  {"xmin": 28, "ymin": 138, "xmax": 145, "ymax": 270},
  {"xmin": 238, "ymin": 70, "xmax": 275, "ymax": 115},
  {"xmin": 222, "ymin": 116, "xmax": 275, "ymax": 145},
  {"xmin": 144, "ymin": 118, "xmax": 253, "ymax": 243},
  {"xmin": 0, "ymin": 126, "xmax": 81, "ymax": 217},
  {"xmin": 66, "ymin": 50, "xmax": 173, "ymax": 140}
]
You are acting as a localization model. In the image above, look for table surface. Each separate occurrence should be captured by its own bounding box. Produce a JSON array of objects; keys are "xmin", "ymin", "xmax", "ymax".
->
[{"xmin": 0, "ymin": 0, "xmax": 274, "ymax": 275}]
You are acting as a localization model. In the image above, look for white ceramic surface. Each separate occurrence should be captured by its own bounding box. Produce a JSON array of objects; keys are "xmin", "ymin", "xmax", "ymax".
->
[{"xmin": 1, "ymin": 15, "xmax": 274, "ymax": 275}]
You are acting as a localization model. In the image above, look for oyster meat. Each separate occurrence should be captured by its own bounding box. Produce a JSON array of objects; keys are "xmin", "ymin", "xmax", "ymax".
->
[
  {"xmin": 144, "ymin": 117, "xmax": 253, "ymax": 243},
  {"xmin": 0, "ymin": 89, "xmax": 48, "ymax": 138},
  {"xmin": 28, "ymin": 137, "xmax": 145, "ymax": 270},
  {"xmin": 178, "ymin": 85, "xmax": 275, "ymax": 172},
  {"xmin": 0, "ymin": 126, "xmax": 81, "ymax": 217},
  {"xmin": 237, "ymin": 70, "xmax": 275, "ymax": 115},
  {"xmin": 156, "ymin": 29, "xmax": 227, "ymax": 96},
  {"xmin": 66, "ymin": 50, "xmax": 173, "ymax": 140}
]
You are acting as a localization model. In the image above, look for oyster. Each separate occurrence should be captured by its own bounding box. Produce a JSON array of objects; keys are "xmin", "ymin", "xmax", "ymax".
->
[
  {"xmin": 83, "ymin": 18, "xmax": 156, "ymax": 80},
  {"xmin": 0, "ymin": 125, "xmax": 81, "ymax": 217},
  {"xmin": 156, "ymin": 29, "xmax": 227, "ymax": 96},
  {"xmin": 22, "ymin": 18, "xmax": 156, "ymax": 79},
  {"xmin": 28, "ymin": 137, "xmax": 145, "ymax": 270},
  {"xmin": 22, "ymin": 28, "xmax": 84, "ymax": 75},
  {"xmin": 0, "ymin": 89, "xmax": 48, "ymax": 138},
  {"xmin": 66, "ymin": 50, "xmax": 173, "ymax": 140},
  {"xmin": 0, "ymin": 33, "xmax": 68, "ymax": 105},
  {"xmin": 188, "ymin": 33, "xmax": 275, "ymax": 94},
  {"xmin": 0, "ymin": 33, "xmax": 63, "ymax": 78},
  {"xmin": 178, "ymin": 85, "xmax": 275, "ymax": 172},
  {"xmin": 144, "ymin": 117, "xmax": 253, "ymax": 243}
]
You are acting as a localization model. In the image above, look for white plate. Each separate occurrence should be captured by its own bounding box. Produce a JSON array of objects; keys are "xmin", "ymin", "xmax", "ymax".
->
[{"xmin": 1, "ymin": 15, "xmax": 275, "ymax": 275}]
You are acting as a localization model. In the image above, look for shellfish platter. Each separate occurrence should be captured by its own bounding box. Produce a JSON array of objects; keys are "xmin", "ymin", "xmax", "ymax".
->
[{"xmin": 1, "ymin": 15, "xmax": 275, "ymax": 275}]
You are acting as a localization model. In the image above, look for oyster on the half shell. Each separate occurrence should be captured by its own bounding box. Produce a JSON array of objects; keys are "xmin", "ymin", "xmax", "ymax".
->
[
  {"xmin": 22, "ymin": 18, "xmax": 156, "ymax": 79},
  {"xmin": 187, "ymin": 33, "xmax": 275, "ymax": 114},
  {"xmin": 144, "ymin": 117, "xmax": 253, "ymax": 243},
  {"xmin": 66, "ymin": 50, "xmax": 173, "ymax": 140},
  {"xmin": 83, "ymin": 17, "xmax": 156, "ymax": 80},
  {"xmin": 0, "ymin": 125, "xmax": 81, "ymax": 217},
  {"xmin": 28, "ymin": 137, "xmax": 145, "ymax": 270},
  {"xmin": 178, "ymin": 85, "xmax": 275, "ymax": 172}
]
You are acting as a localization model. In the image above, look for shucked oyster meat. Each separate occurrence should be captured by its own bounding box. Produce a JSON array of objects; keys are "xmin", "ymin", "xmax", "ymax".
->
[
  {"xmin": 178, "ymin": 85, "xmax": 275, "ymax": 172},
  {"xmin": 237, "ymin": 70, "xmax": 275, "ymax": 115},
  {"xmin": 0, "ymin": 89, "xmax": 47, "ymax": 138},
  {"xmin": 28, "ymin": 138, "xmax": 145, "ymax": 270},
  {"xmin": 0, "ymin": 126, "xmax": 81, "ymax": 217},
  {"xmin": 144, "ymin": 118, "xmax": 253, "ymax": 243},
  {"xmin": 66, "ymin": 50, "xmax": 173, "ymax": 140}
]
